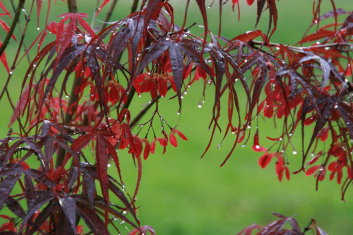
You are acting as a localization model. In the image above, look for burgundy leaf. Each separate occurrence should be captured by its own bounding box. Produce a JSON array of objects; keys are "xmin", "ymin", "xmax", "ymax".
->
[
  {"xmin": 96, "ymin": 136, "xmax": 109, "ymax": 202},
  {"xmin": 0, "ymin": 175, "xmax": 21, "ymax": 209},
  {"xmin": 71, "ymin": 134, "xmax": 94, "ymax": 152},
  {"xmin": 169, "ymin": 43, "xmax": 184, "ymax": 96},
  {"xmin": 76, "ymin": 203, "xmax": 109, "ymax": 235},
  {"xmin": 5, "ymin": 197, "xmax": 25, "ymax": 218},
  {"xmin": 59, "ymin": 196, "xmax": 77, "ymax": 233}
]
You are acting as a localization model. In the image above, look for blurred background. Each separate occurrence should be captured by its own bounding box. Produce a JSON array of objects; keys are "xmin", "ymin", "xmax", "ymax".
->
[{"xmin": 1, "ymin": 0, "xmax": 353, "ymax": 234}]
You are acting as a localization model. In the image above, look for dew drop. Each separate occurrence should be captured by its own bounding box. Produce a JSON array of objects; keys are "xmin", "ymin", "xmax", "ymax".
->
[
  {"xmin": 181, "ymin": 96, "xmax": 184, "ymax": 99},
  {"xmin": 241, "ymin": 145, "xmax": 246, "ymax": 148},
  {"xmin": 197, "ymin": 104, "xmax": 202, "ymax": 108},
  {"xmin": 292, "ymin": 151, "xmax": 297, "ymax": 155},
  {"xmin": 122, "ymin": 210, "xmax": 127, "ymax": 215},
  {"xmin": 198, "ymin": 25, "xmax": 204, "ymax": 28},
  {"xmin": 316, "ymin": 41, "xmax": 321, "ymax": 44},
  {"xmin": 36, "ymin": 27, "xmax": 40, "ymax": 31},
  {"xmin": 325, "ymin": 46, "xmax": 330, "ymax": 50},
  {"xmin": 85, "ymin": 34, "xmax": 92, "ymax": 43},
  {"xmin": 107, "ymin": 163, "xmax": 111, "ymax": 168},
  {"xmin": 275, "ymin": 47, "xmax": 280, "ymax": 50},
  {"xmin": 244, "ymin": 59, "xmax": 248, "ymax": 63},
  {"xmin": 176, "ymin": 112, "xmax": 180, "ymax": 115},
  {"xmin": 217, "ymin": 144, "xmax": 221, "ymax": 149},
  {"xmin": 9, "ymin": 71, "xmax": 13, "ymax": 75},
  {"xmin": 247, "ymin": 125, "xmax": 251, "ymax": 129},
  {"xmin": 183, "ymin": 91, "xmax": 188, "ymax": 95},
  {"xmin": 314, "ymin": 19, "xmax": 318, "ymax": 24},
  {"xmin": 255, "ymin": 145, "xmax": 260, "ymax": 150},
  {"xmin": 231, "ymin": 131, "xmax": 235, "ymax": 134}
]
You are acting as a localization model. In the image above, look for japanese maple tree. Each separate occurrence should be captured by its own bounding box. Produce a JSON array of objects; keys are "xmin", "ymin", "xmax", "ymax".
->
[{"xmin": 0, "ymin": 0, "xmax": 352, "ymax": 234}]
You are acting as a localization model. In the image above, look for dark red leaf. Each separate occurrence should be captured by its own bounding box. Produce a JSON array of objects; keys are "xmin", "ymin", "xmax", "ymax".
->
[
  {"xmin": 0, "ymin": 175, "xmax": 21, "ymax": 209},
  {"xmin": 96, "ymin": 136, "xmax": 109, "ymax": 202},
  {"xmin": 232, "ymin": 30, "xmax": 263, "ymax": 42},
  {"xmin": 76, "ymin": 203, "xmax": 109, "ymax": 235},
  {"xmin": 59, "ymin": 197, "xmax": 76, "ymax": 233},
  {"xmin": 71, "ymin": 134, "xmax": 94, "ymax": 152},
  {"xmin": 169, "ymin": 43, "xmax": 184, "ymax": 100}
]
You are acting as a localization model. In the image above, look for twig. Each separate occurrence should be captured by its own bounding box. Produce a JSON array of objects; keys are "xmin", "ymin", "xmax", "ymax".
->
[
  {"xmin": 130, "ymin": 98, "xmax": 157, "ymax": 128},
  {"xmin": 130, "ymin": 0, "xmax": 140, "ymax": 14}
]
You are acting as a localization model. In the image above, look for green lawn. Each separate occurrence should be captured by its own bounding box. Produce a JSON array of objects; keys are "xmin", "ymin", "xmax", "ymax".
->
[{"xmin": 1, "ymin": 0, "xmax": 353, "ymax": 234}]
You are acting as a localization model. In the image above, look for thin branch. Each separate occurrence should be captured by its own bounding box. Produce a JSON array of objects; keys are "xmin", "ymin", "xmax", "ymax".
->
[
  {"xmin": 130, "ymin": 0, "xmax": 140, "ymax": 14},
  {"xmin": 0, "ymin": 0, "xmax": 25, "ymax": 57},
  {"xmin": 130, "ymin": 98, "xmax": 157, "ymax": 128},
  {"xmin": 67, "ymin": 0, "xmax": 78, "ymax": 13}
]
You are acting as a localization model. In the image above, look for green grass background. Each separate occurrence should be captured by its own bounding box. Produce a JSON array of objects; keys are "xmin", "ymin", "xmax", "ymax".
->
[{"xmin": 1, "ymin": 0, "xmax": 353, "ymax": 234}]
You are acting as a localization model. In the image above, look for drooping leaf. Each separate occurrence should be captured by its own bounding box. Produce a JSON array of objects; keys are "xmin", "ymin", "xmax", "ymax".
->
[
  {"xmin": 96, "ymin": 136, "xmax": 109, "ymax": 202},
  {"xmin": 169, "ymin": 43, "xmax": 184, "ymax": 99}
]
